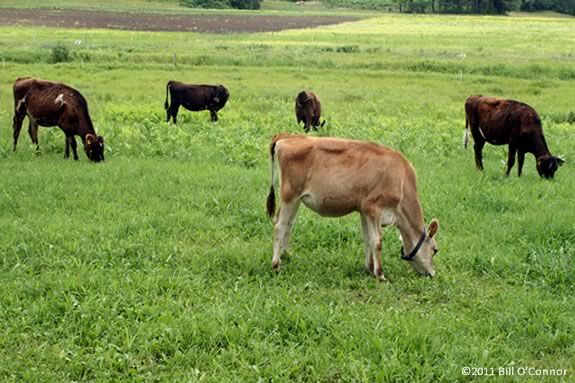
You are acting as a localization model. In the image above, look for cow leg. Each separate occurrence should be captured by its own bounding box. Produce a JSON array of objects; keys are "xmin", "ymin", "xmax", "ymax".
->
[
  {"xmin": 165, "ymin": 103, "xmax": 171, "ymax": 122},
  {"xmin": 64, "ymin": 136, "xmax": 71, "ymax": 159},
  {"xmin": 517, "ymin": 150, "xmax": 525, "ymax": 177},
  {"xmin": 365, "ymin": 212, "xmax": 385, "ymax": 281},
  {"xmin": 12, "ymin": 114, "xmax": 26, "ymax": 152},
  {"xmin": 304, "ymin": 120, "xmax": 310, "ymax": 133},
  {"xmin": 210, "ymin": 110, "xmax": 218, "ymax": 122},
  {"xmin": 360, "ymin": 213, "xmax": 373, "ymax": 273},
  {"xmin": 473, "ymin": 140, "xmax": 485, "ymax": 170},
  {"xmin": 279, "ymin": 199, "xmax": 300, "ymax": 259},
  {"xmin": 312, "ymin": 115, "xmax": 320, "ymax": 131},
  {"xmin": 272, "ymin": 200, "xmax": 301, "ymax": 271},
  {"xmin": 70, "ymin": 135, "xmax": 79, "ymax": 161},
  {"xmin": 168, "ymin": 103, "xmax": 180, "ymax": 124},
  {"xmin": 28, "ymin": 120, "xmax": 39, "ymax": 151},
  {"xmin": 505, "ymin": 143, "xmax": 517, "ymax": 177}
]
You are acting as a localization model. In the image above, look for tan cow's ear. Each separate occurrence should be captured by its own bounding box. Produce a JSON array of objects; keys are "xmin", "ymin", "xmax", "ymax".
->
[{"xmin": 428, "ymin": 219, "xmax": 439, "ymax": 238}]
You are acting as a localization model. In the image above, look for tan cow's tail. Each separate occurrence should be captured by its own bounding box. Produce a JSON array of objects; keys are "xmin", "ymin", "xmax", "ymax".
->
[
  {"xmin": 164, "ymin": 81, "xmax": 171, "ymax": 111},
  {"xmin": 266, "ymin": 139, "xmax": 278, "ymax": 218}
]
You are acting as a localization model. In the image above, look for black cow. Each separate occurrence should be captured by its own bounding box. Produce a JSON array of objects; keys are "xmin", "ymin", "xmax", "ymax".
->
[
  {"xmin": 164, "ymin": 80, "xmax": 229, "ymax": 124},
  {"xmin": 12, "ymin": 77, "xmax": 105, "ymax": 162},
  {"xmin": 464, "ymin": 95, "xmax": 563, "ymax": 178}
]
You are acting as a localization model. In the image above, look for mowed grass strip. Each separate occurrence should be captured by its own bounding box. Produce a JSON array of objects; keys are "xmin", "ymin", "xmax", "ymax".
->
[{"xmin": 0, "ymin": 8, "xmax": 574, "ymax": 382}]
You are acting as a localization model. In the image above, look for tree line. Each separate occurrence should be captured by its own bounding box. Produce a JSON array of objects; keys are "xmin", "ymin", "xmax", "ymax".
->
[
  {"xmin": 321, "ymin": 0, "xmax": 575, "ymax": 14},
  {"xmin": 396, "ymin": 0, "xmax": 575, "ymax": 14}
]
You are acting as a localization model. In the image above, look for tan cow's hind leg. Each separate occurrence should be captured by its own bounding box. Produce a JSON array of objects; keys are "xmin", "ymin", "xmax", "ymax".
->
[
  {"xmin": 272, "ymin": 200, "xmax": 301, "ymax": 271},
  {"xmin": 280, "ymin": 200, "xmax": 300, "ymax": 259}
]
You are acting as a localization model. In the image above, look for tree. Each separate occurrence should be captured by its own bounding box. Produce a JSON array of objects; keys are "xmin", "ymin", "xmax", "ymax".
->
[{"xmin": 180, "ymin": 0, "xmax": 262, "ymax": 9}]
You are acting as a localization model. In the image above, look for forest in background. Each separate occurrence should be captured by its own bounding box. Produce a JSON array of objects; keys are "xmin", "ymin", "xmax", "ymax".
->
[{"xmin": 301, "ymin": 0, "xmax": 575, "ymax": 14}]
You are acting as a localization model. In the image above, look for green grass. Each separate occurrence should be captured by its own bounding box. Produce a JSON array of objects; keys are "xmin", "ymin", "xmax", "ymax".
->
[{"xmin": 0, "ymin": 4, "xmax": 574, "ymax": 382}]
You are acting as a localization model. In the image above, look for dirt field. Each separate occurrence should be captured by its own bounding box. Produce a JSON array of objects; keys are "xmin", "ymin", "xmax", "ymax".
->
[{"xmin": 0, "ymin": 8, "xmax": 358, "ymax": 33}]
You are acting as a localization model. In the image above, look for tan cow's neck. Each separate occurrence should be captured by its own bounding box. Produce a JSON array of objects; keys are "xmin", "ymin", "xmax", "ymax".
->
[{"xmin": 395, "ymin": 184, "xmax": 426, "ymax": 256}]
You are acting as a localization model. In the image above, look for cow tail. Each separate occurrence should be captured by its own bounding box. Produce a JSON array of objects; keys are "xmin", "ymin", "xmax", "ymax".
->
[
  {"xmin": 463, "ymin": 115, "xmax": 470, "ymax": 149},
  {"xmin": 164, "ymin": 82, "xmax": 171, "ymax": 111},
  {"xmin": 266, "ymin": 140, "xmax": 278, "ymax": 218}
]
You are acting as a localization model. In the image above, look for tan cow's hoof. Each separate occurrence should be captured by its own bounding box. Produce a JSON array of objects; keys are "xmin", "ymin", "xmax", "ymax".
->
[{"xmin": 272, "ymin": 260, "xmax": 281, "ymax": 272}]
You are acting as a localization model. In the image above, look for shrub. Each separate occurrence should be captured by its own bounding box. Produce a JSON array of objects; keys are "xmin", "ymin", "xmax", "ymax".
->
[
  {"xmin": 230, "ymin": 0, "xmax": 261, "ymax": 9},
  {"xmin": 180, "ymin": 0, "xmax": 229, "ymax": 8},
  {"xmin": 50, "ymin": 42, "xmax": 71, "ymax": 63},
  {"xmin": 335, "ymin": 45, "xmax": 360, "ymax": 54},
  {"xmin": 180, "ymin": 0, "xmax": 261, "ymax": 9}
]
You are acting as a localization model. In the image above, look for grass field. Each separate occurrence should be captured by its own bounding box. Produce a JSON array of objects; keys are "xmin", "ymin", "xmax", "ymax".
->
[{"xmin": 0, "ymin": 3, "xmax": 574, "ymax": 382}]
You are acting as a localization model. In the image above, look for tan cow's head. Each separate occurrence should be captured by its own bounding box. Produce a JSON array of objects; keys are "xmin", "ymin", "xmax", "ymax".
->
[{"xmin": 406, "ymin": 219, "xmax": 439, "ymax": 277}]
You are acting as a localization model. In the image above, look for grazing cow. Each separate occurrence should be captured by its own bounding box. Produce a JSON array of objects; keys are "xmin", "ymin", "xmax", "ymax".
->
[
  {"xmin": 164, "ymin": 80, "xmax": 229, "ymax": 124},
  {"xmin": 266, "ymin": 134, "xmax": 439, "ymax": 280},
  {"xmin": 12, "ymin": 77, "xmax": 105, "ymax": 162},
  {"xmin": 464, "ymin": 95, "xmax": 563, "ymax": 178},
  {"xmin": 295, "ymin": 90, "xmax": 325, "ymax": 132}
]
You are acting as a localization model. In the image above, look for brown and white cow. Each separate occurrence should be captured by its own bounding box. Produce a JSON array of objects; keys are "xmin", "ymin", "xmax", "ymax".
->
[
  {"xmin": 164, "ymin": 80, "xmax": 229, "ymax": 124},
  {"xmin": 295, "ymin": 90, "xmax": 325, "ymax": 132},
  {"xmin": 464, "ymin": 95, "xmax": 563, "ymax": 178},
  {"xmin": 266, "ymin": 134, "xmax": 439, "ymax": 280},
  {"xmin": 12, "ymin": 77, "xmax": 105, "ymax": 162}
]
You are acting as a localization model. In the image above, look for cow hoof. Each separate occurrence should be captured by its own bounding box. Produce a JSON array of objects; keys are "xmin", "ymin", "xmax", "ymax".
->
[
  {"xmin": 272, "ymin": 260, "xmax": 281, "ymax": 272},
  {"xmin": 376, "ymin": 274, "xmax": 387, "ymax": 282}
]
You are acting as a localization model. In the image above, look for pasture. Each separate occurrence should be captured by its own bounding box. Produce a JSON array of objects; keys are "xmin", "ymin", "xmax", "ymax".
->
[{"xmin": 0, "ymin": 3, "xmax": 574, "ymax": 381}]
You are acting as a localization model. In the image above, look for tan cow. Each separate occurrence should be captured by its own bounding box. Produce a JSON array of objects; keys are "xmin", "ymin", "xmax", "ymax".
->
[{"xmin": 266, "ymin": 134, "xmax": 439, "ymax": 280}]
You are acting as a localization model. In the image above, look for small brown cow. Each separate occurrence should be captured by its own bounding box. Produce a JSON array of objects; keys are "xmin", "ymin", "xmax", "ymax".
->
[
  {"xmin": 12, "ymin": 77, "xmax": 105, "ymax": 162},
  {"xmin": 266, "ymin": 134, "xmax": 439, "ymax": 280},
  {"xmin": 295, "ymin": 91, "xmax": 325, "ymax": 132},
  {"xmin": 464, "ymin": 95, "xmax": 563, "ymax": 178}
]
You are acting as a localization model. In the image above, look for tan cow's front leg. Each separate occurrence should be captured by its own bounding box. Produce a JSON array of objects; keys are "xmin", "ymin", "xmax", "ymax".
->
[
  {"xmin": 360, "ymin": 213, "xmax": 373, "ymax": 272},
  {"xmin": 272, "ymin": 200, "xmax": 300, "ymax": 271},
  {"xmin": 365, "ymin": 213, "xmax": 386, "ymax": 281}
]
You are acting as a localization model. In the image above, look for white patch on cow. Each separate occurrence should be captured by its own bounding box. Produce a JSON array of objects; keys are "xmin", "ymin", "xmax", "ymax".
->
[
  {"xmin": 55, "ymin": 93, "xmax": 65, "ymax": 105},
  {"xmin": 16, "ymin": 96, "xmax": 27, "ymax": 111}
]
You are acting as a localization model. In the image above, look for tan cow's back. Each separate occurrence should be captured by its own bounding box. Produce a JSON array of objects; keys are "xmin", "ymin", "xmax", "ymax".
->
[{"xmin": 273, "ymin": 135, "xmax": 415, "ymax": 217}]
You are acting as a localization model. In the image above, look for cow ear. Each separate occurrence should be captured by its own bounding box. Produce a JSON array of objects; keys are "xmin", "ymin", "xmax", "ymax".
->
[
  {"xmin": 427, "ymin": 219, "xmax": 439, "ymax": 238},
  {"xmin": 557, "ymin": 157, "xmax": 565, "ymax": 166},
  {"xmin": 97, "ymin": 136, "xmax": 104, "ymax": 144},
  {"xmin": 86, "ymin": 134, "xmax": 95, "ymax": 144}
]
